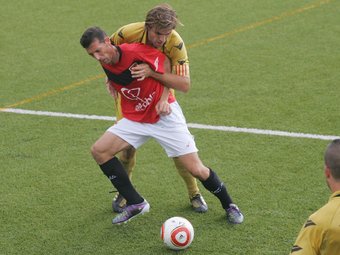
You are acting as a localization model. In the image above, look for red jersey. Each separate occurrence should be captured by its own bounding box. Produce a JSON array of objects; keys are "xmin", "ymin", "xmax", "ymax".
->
[{"xmin": 102, "ymin": 43, "xmax": 176, "ymax": 123}]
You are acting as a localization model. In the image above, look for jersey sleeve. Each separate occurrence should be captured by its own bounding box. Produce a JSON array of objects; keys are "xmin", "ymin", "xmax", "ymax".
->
[
  {"xmin": 133, "ymin": 44, "xmax": 166, "ymax": 74},
  {"xmin": 110, "ymin": 25, "xmax": 126, "ymax": 45},
  {"xmin": 110, "ymin": 22, "xmax": 146, "ymax": 45},
  {"xmin": 290, "ymin": 219, "xmax": 323, "ymax": 255},
  {"xmin": 110, "ymin": 29, "xmax": 125, "ymax": 45},
  {"xmin": 167, "ymin": 31, "xmax": 190, "ymax": 77}
]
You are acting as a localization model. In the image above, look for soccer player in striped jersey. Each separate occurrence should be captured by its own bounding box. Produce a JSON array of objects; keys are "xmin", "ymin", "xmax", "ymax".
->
[{"xmin": 108, "ymin": 4, "xmax": 208, "ymax": 213}]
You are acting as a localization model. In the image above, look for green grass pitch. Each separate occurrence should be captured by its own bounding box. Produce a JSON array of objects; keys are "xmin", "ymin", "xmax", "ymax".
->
[{"xmin": 1, "ymin": 0, "xmax": 339, "ymax": 254}]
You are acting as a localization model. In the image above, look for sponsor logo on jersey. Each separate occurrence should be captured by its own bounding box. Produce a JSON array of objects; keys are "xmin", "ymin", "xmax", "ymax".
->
[
  {"xmin": 121, "ymin": 87, "xmax": 141, "ymax": 101},
  {"xmin": 135, "ymin": 92, "xmax": 155, "ymax": 112},
  {"xmin": 120, "ymin": 87, "xmax": 156, "ymax": 112}
]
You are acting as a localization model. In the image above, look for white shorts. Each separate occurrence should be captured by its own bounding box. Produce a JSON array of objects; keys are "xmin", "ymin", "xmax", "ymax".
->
[{"xmin": 107, "ymin": 101, "xmax": 198, "ymax": 157}]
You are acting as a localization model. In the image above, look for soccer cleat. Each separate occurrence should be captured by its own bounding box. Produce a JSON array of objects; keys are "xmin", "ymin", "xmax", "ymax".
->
[
  {"xmin": 226, "ymin": 203, "xmax": 244, "ymax": 224},
  {"xmin": 112, "ymin": 193, "xmax": 126, "ymax": 213},
  {"xmin": 190, "ymin": 194, "xmax": 208, "ymax": 213},
  {"xmin": 112, "ymin": 200, "xmax": 150, "ymax": 225}
]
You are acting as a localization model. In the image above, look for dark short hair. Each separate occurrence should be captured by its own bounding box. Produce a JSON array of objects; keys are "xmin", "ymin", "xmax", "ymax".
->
[
  {"xmin": 80, "ymin": 26, "xmax": 107, "ymax": 48},
  {"xmin": 325, "ymin": 139, "xmax": 340, "ymax": 180}
]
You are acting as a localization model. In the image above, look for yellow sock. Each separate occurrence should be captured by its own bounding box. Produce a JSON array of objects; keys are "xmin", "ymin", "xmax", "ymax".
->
[
  {"xmin": 118, "ymin": 148, "xmax": 137, "ymax": 179},
  {"xmin": 173, "ymin": 158, "xmax": 200, "ymax": 198}
]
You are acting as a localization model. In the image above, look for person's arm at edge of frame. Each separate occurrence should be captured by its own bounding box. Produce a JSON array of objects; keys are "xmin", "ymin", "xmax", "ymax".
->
[{"xmin": 155, "ymin": 56, "xmax": 172, "ymax": 115}]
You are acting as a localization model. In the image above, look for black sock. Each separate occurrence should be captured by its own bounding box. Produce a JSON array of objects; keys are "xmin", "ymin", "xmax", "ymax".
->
[
  {"xmin": 200, "ymin": 168, "xmax": 233, "ymax": 209},
  {"xmin": 100, "ymin": 157, "xmax": 143, "ymax": 205}
]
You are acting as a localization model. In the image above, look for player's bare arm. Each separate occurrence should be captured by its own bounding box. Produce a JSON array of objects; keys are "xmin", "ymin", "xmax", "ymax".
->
[
  {"xmin": 105, "ymin": 77, "xmax": 118, "ymax": 99},
  {"xmin": 131, "ymin": 64, "xmax": 190, "ymax": 93},
  {"xmin": 155, "ymin": 55, "xmax": 172, "ymax": 115},
  {"xmin": 156, "ymin": 87, "xmax": 172, "ymax": 116}
]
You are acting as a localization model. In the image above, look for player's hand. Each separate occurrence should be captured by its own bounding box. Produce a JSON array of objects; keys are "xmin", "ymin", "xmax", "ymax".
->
[
  {"xmin": 105, "ymin": 78, "xmax": 118, "ymax": 100},
  {"xmin": 131, "ymin": 63, "xmax": 153, "ymax": 81},
  {"xmin": 156, "ymin": 100, "xmax": 172, "ymax": 116}
]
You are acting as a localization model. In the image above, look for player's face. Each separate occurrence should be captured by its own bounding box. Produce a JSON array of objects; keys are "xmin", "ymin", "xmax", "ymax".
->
[
  {"xmin": 86, "ymin": 38, "xmax": 115, "ymax": 65},
  {"xmin": 146, "ymin": 26, "xmax": 172, "ymax": 48}
]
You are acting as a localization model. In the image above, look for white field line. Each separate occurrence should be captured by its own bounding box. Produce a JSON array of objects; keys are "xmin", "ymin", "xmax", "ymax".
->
[
  {"xmin": 2, "ymin": 108, "xmax": 116, "ymax": 121},
  {"xmin": 187, "ymin": 123, "xmax": 339, "ymax": 141},
  {"xmin": 2, "ymin": 108, "xmax": 339, "ymax": 141}
]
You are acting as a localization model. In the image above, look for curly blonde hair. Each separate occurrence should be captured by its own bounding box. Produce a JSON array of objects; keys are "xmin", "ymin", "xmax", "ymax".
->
[{"xmin": 145, "ymin": 3, "xmax": 183, "ymax": 30}]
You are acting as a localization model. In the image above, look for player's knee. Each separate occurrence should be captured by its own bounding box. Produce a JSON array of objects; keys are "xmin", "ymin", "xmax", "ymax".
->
[
  {"xmin": 90, "ymin": 143, "xmax": 99, "ymax": 159},
  {"xmin": 90, "ymin": 143, "xmax": 108, "ymax": 163},
  {"xmin": 120, "ymin": 147, "xmax": 136, "ymax": 162},
  {"xmin": 188, "ymin": 165, "xmax": 209, "ymax": 180}
]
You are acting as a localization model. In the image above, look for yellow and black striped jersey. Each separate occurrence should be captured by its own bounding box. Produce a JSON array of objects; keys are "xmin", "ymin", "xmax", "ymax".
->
[
  {"xmin": 110, "ymin": 22, "xmax": 189, "ymax": 78},
  {"xmin": 290, "ymin": 191, "xmax": 340, "ymax": 255}
]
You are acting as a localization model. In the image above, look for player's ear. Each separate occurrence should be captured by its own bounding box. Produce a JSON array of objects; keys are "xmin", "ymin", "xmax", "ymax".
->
[
  {"xmin": 324, "ymin": 164, "xmax": 331, "ymax": 178},
  {"xmin": 145, "ymin": 24, "xmax": 152, "ymax": 32},
  {"xmin": 104, "ymin": 36, "xmax": 111, "ymax": 44}
]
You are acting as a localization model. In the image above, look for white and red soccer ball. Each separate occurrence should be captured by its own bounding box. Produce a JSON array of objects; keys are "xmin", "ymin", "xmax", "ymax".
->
[{"xmin": 160, "ymin": 216, "xmax": 194, "ymax": 250}]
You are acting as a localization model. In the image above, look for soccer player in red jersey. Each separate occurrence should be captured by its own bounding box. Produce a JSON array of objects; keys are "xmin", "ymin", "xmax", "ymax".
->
[
  {"xmin": 109, "ymin": 4, "xmax": 208, "ymax": 213},
  {"xmin": 80, "ymin": 26, "xmax": 244, "ymax": 225}
]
